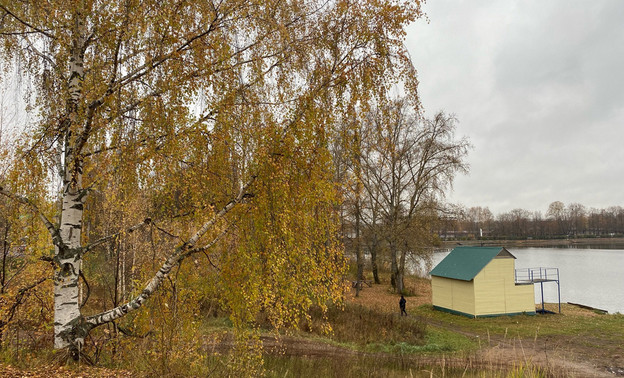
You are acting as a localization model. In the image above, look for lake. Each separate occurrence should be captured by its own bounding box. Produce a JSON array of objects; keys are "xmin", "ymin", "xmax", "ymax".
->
[{"xmin": 429, "ymin": 247, "xmax": 624, "ymax": 314}]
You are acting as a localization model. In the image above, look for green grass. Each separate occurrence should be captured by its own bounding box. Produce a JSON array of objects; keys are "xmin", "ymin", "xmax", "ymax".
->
[
  {"xmin": 364, "ymin": 325, "xmax": 477, "ymax": 355},
  {"xmin": 422, "ymin": 326, "xmax": 478, "ymax": 354},
  {"xmin": 413, "ymin": 303, "xmax": 624, "ymax": 342}
]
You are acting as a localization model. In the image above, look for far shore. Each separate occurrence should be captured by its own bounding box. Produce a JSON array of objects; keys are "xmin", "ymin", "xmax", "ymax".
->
[{"xmin": 441, "ymin": 237, "xmax": 624, "ymax": 249}]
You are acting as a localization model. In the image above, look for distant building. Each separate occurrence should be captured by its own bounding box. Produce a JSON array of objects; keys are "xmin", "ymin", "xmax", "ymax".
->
[{"xmin": 430, "ymin": 246, "xmax": 535, "ymax": 317}]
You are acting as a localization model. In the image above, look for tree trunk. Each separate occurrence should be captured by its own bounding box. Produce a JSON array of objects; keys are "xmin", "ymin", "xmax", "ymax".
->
[
  {"xmin": 390, "ymin": 240, "xmax": 399, "ymax": 292},
  {"xmin": 398, "ymin": 243, "xmax": 408, "ymax": 294},
  {"xmin": 54, "ymin": 12, "xmax": 88, "ymax": 357},
  {"xmin": 1, "ymin": 221, "xmax": 9, "ymax": 346},
  {"xmin": 370, "ymin": 236, "xmax": 380, "ymax": 285},
  {"xmin": 1, "ymin": 221, "xmax": 8, "ymax": 291},
  {"xmin": 395, "ymin": 270, "xmax": 404, "ymax": 294},
  {"xmin": 54, "ymin": 187, "xmax": 85, "ymax": 356},
  {"xmin": 354, "ymin": 129, "xmax": 364, "ymax": 296},
  {"xmin": 354, "ymin": 186, "xmax": 363, "ymax": 297},
  {"xmin": 390, "ymin": 237, "xmax": 405, "ymax": 294}
]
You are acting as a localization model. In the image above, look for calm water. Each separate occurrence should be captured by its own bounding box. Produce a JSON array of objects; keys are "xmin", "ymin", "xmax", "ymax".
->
[{"xmin": 430, "ymin": 247, "xmax": 624, "ymax": 314}]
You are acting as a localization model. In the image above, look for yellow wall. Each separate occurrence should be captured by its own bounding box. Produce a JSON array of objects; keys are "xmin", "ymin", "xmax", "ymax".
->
[
  {"xmin": 473, "ymin": 258, "xmax": 535, "ymax": 316},
  {"xmin": 432, "ymin": 257, "xmax": 535, "ymax": 317},
  {"xmin": 432, "ymin": 276, "xmax": 475, "ymax": 315},
  {"xmin": 505, "ymin": 284, "xmax": 535, "ymax": 313}
]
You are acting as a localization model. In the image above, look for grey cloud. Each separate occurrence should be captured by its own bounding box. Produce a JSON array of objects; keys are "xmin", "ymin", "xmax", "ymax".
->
[{"xmin": 406, "ymin": 0, "xmax": 624, "ymax": 214}]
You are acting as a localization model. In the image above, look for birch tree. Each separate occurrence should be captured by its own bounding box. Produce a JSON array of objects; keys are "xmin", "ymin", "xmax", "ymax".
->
[{"xmin": 0, "ymin": 0, "xmax": 422, "ymax": 359}]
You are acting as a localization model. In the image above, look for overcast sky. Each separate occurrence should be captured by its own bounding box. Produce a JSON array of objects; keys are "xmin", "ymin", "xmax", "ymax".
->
[{"xmin": 406, "ymin": 0, "xmax": 624, "ymax": 215}]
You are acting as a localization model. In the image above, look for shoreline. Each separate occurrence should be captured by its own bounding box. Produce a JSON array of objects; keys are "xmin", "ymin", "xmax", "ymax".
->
[{"xmin": 441, "ymin": 237, "xmax": 624, "ymax": 249}]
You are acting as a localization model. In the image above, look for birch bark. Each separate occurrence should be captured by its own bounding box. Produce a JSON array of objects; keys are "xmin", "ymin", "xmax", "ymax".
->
[
  {"xmin": 54, "ymin": 187, "xmax": 85, "ymax": 351},
  {"xmin": 53, "ymin": 10, "xmax": 87, "ymax": 354}
]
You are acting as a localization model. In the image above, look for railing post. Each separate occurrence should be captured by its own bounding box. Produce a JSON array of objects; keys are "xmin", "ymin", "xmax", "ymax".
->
[{"xmin": 557, "ymin": 268, "xmax": 561, "ymax": 314}]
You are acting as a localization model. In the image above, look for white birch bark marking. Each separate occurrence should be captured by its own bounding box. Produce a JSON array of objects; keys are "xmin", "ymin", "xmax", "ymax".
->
[
  {"xmin": 54, "ymin": 189, "xmax": 84, "ymax": 349},
  {"xmin": 54, "ymin": 10, "xmax": 87, "ymax": 352}
]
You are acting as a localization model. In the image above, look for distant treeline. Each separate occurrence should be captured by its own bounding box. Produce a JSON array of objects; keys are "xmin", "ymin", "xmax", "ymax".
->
[{"xmin": 439, "ymin": 201, "xmax": 624, "ymax": 240}]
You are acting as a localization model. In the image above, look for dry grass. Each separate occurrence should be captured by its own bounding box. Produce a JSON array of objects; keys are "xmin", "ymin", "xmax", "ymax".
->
[
  {"xmin": 308, "ymin": 303, "xmax": 427, "ymax": 346},
  {"xmin": 346, "ymin": 275, "xmax": 432, "ymax": 314}
]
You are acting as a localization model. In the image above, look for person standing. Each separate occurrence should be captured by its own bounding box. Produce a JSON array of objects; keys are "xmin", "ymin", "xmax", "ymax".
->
[{"xmin": 399, "ymin": 295, "xmax": 407, "ymax": 316}]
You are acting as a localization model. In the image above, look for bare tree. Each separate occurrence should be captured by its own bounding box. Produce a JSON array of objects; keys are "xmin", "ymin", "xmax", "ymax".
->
[
  {"xmin": 466, "ymin": 206, "xmax": 493, "ymax": 238},
  {"xmin": 547, "ymin": 201, "xmax": 568, "ymax": 236},
  {"xmin": 567, "ymin": 203, "xmax": 587, "ymax": 236},
  {"xmin": 360, "ymin": 99, "xmax": 469, "ymax": 293},
  {"xmin": 333, "ymin": 121, "xmax": 366, "ymax": 295}
]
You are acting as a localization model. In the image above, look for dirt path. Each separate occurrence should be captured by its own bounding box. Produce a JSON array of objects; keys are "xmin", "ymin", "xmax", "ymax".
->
[
  {"xmin": 479, "ymin": 339, "xmax": 615, "ymax": 378},
  {"xmin": 413, "ymin": 313, "xmax": 617, "ymax": 377}
]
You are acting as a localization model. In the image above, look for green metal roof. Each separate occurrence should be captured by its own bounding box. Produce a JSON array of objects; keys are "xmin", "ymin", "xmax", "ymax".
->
[{"xmin": 429, "ymin": 246, "xmax": 515, "ymax": 281}]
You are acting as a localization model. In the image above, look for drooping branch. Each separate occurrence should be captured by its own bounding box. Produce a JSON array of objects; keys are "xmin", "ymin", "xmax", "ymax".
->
[
  {"xmin": 75, "ymin": 6, "xmax": 400, "ymax": 332},
  {"xmin": 0, "ymin": 276, "xmax": 49, "ymax": 331},
  {"xmin": 0, "ymin": 4, "xmax": 56, "ymax": 39},
  {"xmin": 84, "ymin": 176, "xmax": 255, "ymax": 328},
  {"xmin": 79, "ymin": 270, "xmax": 90, "ymax": 308},
  {"xmin": 83, "ymin": 90, "xmax": 320, "ymax": 328},
  {"xmin": 93, "ymin": 15, "xmax": 222, "ymax": 109},
  {"xmin": 83, "ymin": 129, "xmax": 168, "ymax": 158},
  {"xmin": 0, "ymin": 185, "xmax": 60, "ymax": 243}
]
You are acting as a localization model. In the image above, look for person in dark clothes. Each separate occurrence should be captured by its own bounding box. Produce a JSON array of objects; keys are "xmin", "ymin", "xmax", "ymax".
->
[{"xmin": 399, "ymin": 295, "xmax": 407, "ymax": 316}]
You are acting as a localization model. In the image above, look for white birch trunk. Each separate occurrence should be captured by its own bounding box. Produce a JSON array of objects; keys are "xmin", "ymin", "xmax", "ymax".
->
[
  {"xmin": 54, "ymin": 187, "xmax": 84, "ymax": 350},
  {"xmin": 54, "ymin": 12, "xmax": 87, "ymax": 354}
]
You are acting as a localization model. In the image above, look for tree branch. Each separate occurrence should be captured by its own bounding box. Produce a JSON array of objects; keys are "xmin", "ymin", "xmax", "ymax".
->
[
  {"xmin": 82, "ymin": 218, "xmax": 152, "ymax": 254},
  {"xmin": 0, "ymin": 185, "xmax": 59, "ymax": 243},
  {"xmin": 79, "ymin": 269, "xmax": 90, "ymax": 308},
  {"xmin": 0, "ymin": 5, "xmax": 56, "ymax": 39},
  {"xmin": 84, "ymin": 176, "xmax": 254, "ymax": 328},
  {"xmin": 82, "ymin": 35, "xmax": 360, "ymax": 328},
  {"xmin": 0, "ymin": 276, "xmax": 49, "ymax": 331}
]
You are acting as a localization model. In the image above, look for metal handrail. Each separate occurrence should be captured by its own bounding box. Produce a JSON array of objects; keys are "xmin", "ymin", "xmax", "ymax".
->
[
  {"xmin": 515, "ymin": 267, "xmax": 559, "ymax": 283},
  {"xmin": 514, "ymin": 267, "xmax": 561, "ymax": 314}
]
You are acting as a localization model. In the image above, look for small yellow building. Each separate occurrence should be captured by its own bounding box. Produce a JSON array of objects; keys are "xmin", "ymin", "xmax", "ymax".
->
[{"xmin": 430, "ymin": 246, "xmax": 535, "ymax": 317}]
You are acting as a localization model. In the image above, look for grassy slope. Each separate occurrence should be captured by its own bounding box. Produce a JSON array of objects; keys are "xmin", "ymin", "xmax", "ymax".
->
[
  {"xmin": 347, "ymin": 275, "xmax": 624, "ymax": 376},
  {"xmin": 353, "ymin": 275, "xmax": 622, "ymax": 347},
  {"xmin": 1, "ymin": 275, "xmax": 622, "ymax": 377},
  {"xmin": 211, "ymin": 274, "xmax": 623, "ymax": 376}
]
